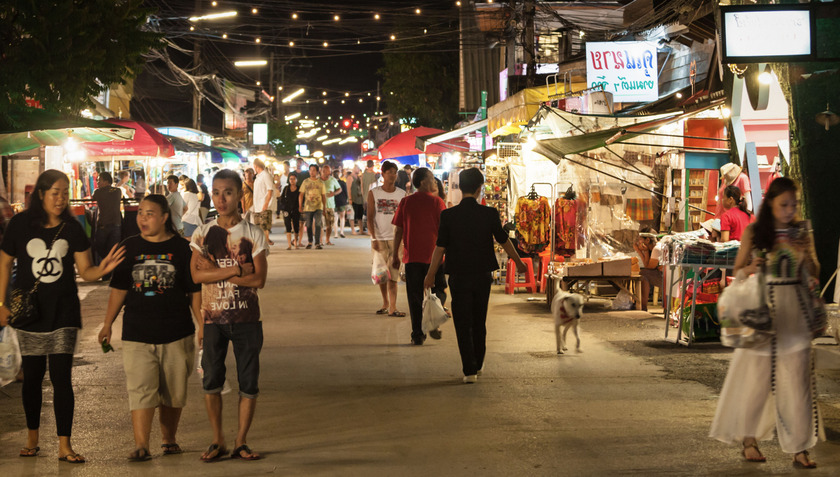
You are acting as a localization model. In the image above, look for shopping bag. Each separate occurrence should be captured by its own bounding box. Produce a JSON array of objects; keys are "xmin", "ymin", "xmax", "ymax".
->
[
  {"xmin": 371, "ymin": 250, "xmax": 391, "ymax": 285},
  {"xmin": 0, "ymin": 327, "xmax": 22, "ymax": 387},
  {"xmin": 718, "ymin": 270, "xmax": 773, "ymax": 348},
  {"xmin": 422, "ymin": 290, "xmax": 449, "ymax": 334}
]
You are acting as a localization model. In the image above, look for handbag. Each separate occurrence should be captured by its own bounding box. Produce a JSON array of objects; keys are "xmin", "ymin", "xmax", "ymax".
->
[
  {"xmin": 422, "ymin": 289, "xmax": 449, "ymax": 334},
  {"xmin": 8, "ymin": 222, "xmax": 65, "ymax": 329},
  {"xmin": 718, "ymin": 265, "xmax": 774, "ymax": 348}
]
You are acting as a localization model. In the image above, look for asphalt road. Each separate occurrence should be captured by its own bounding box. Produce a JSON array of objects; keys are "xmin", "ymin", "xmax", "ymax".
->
[{"xmin": 1, "ymin": 225, "xmax": 839, "ymax": 476}]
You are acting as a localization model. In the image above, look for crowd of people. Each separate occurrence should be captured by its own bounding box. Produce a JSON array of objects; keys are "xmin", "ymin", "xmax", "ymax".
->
[{"xmin": 0, "ymin": 161, "xmax": 827, "ymax": 469}]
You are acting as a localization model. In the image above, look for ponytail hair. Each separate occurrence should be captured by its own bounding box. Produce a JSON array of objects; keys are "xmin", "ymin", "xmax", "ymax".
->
[
  {"xmin": 723, "ymin": 185, "xmax": 751, "ymax": 217},
  {"xmin": 752, "ymin": 177, "xmax": 799, "ymax": 252},
  {"xmin": 141, "ymin": 194, "xmax": 178, "ymax": 236}
]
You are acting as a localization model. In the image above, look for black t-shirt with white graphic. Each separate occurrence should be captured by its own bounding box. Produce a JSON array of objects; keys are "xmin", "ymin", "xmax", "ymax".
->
[
  {"xmin": 0, "ymin": 212, "xmax": 90, "ymax": 332},
  {"xmin": 110, "ymin": 234, "xmax": 200, "ymax": 344}
]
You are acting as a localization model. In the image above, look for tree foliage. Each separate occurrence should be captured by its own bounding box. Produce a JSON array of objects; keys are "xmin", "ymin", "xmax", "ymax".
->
[
  {"xmin": 0, "ymin": 0, "xmax": 161, "ymax": 124},
  {"xmin": 268, "ymin": 120, "xmax": 297, "ymax": 156},
  {"xmin": 378, "ymin": 24, "xmax": 459, "ymax": 130}
]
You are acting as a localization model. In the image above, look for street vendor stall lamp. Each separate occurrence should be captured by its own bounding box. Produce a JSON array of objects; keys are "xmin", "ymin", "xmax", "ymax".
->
[{"xmin": 815, "ymin": 103, "xmax": 839, "ymax": 131}]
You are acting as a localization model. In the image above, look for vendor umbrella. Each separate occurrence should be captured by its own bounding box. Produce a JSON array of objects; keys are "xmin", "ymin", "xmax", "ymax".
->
[
  {"xmin": 378, "ymin": 127, "xmax": 469, "ymax": 166},
  {"xmin": 82, "ymin": 119, "xmax": 175, "ymax": 158},
  {"xmin": 0, "ymin": 107, "xmax": 135, "ymax": 156}
]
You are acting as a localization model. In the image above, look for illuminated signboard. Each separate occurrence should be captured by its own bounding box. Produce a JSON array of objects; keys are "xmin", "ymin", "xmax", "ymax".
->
[
  {"xmin": 586, "ymin": 41, "xmax": 658, "ymax": 103},
  {"xmin": 720, "ymin": 5, "xmax": 814, "ymax": 63},
  {"xmin": 253, "ymin": 123, "xmax": 268, "ymax": 145}
]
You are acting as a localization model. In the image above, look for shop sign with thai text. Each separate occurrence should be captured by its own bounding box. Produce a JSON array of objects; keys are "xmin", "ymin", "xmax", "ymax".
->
[{"xmin": 586, "ymin": 41, "xmax": 658, "ymax": 103}]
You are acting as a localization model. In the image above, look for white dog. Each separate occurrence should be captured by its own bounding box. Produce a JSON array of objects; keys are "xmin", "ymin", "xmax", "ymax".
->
[{"xmin": 551, "ymin": 287, "xmax": 585, "ymax": 354}]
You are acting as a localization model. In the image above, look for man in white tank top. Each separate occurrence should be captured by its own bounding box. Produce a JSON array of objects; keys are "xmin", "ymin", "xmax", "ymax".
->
[{"xmin": 367, "ymin": 161, "xmax": 407, "ymax": 316}]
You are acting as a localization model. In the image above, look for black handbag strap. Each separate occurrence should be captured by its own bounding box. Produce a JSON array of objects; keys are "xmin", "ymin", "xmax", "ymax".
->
[{"xmin": 32, "ymin": 221, "xmax": 66, "ymax": 289}]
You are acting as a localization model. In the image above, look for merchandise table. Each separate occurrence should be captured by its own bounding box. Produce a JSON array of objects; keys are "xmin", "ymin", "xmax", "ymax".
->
[
  {"xmin": 663, "ymin": 263, "xmax": 735, "ymax": 346},
  {"xmin": 546, "ymin": 274, "xmax": 642, "ymax": 308}
]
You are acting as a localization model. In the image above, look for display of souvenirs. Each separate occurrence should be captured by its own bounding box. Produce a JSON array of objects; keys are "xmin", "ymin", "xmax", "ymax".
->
[
  {"xmin": 484, "ymin": 159, "xmax": 508, "ymax": 221},
  {"xmin": 514, "ymin": 194, "xmax": 551, "ymax": 254},
  {"xmin": 659, "ymin": 232, "xmax": 740, "ymax": 266}
]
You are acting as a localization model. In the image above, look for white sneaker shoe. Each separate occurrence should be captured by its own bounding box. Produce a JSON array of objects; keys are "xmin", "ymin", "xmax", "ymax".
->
[
  {"xmin": 463, "ymin": 375, "xmax": 477, "ymax": 384},
  {"xmin": 477, "ymin": 366, "xmax": 484, "ymax": 376}
]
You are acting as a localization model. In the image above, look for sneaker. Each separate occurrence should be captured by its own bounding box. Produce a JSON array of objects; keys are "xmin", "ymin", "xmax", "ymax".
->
[
  {"xmin": 305, "ymin": 244, "xmax": 312, "ymax": 249},
  {"xmin": 315, "ymin": 244, "xmax": 323, "ymax": 249},
  {"xmin": 477, "ymin": 366, "xmax": 484, "ymax": 376},
  {"xmin": 429, "ymin": 329, "xmax": 442, "ymax": 340},
  {"xmin": 463, "ymin": 375, "xmax": 477, "ymax": 384},
  {"xmin": 411, "ymin": 336, "xmax": 425, "ymax": 345}
]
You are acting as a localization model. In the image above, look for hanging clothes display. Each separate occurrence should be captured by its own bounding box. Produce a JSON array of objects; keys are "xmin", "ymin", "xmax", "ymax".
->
[
  {"xmin": 555, "ymin": 198, "xmax": 577, "ymax": 254},
  {"xmin": 515, "ymin": 195, "xmax": 551, "ymax": 253}
]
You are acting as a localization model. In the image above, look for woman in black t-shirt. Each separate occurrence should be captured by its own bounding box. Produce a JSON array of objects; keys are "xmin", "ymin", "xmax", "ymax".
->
[
  {"xmin": 0, "ymin": 170, "xmax": 125, "ymax": 463},
  {"xmin": 280, "ymin": 174, "xmax": 301, "ymax": 249},
  {"xmin": 98, "ymin": 195, "xmax": 201, "ymax": 461}
]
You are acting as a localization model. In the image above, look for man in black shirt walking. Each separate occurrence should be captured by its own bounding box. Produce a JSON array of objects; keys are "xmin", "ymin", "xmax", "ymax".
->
[{"xmin": 424, "ymin": 168, "xmax": 525, "ymax": 383}]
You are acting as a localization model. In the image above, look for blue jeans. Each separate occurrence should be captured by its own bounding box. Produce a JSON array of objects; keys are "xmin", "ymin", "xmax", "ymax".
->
[
  {"xmin": 183, "ymin": 221, "xmax": 199, "ymax": 237},
  {"xmin": 94, "ymin": 225, "xmax": 121, "ymax": 264},
  {"xmin": 202, "ymin": 322, "xmax": 263, "ymax": 398},
  {"xmin": 302, "ymin": 210, "xmax": 323, "ymax": 245}
]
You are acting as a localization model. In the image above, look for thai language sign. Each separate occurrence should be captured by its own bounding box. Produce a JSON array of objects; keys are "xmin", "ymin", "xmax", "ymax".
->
[{"xmin": 586, "ymin": 41, "xmax": 658, "ymax": 103}]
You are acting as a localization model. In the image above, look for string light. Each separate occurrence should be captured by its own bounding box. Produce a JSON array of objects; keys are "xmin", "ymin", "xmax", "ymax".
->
[
  {"xmin": 190, "ymin": 26, "xmax": 195, "ymax": 31},
  {"xmin": 323, "ymin": 100, "xmax": 328, "ymax": 104},
  {"xmin": 278, "ymin": 86, "xmax": 283, "ymax": 91},
  {"xmin": 415, "ymin": 8, "xmax": 421, "ymax": 14},
  {"xmin": 222, "ymin": 33, "xmax": 227, "ymax": 38},
  {"xmin": 322, "ymin": 91, "xmax": 327, "ymax": 96},
  {"xmin": 292, "ymin": 13, "xmax": 298, "ymax": 19},
  {"xmin": 333, "ymin": 15, "xmax": 340, "ymax": 21},
  {"xmin": 323, "ymin": 41, "xmax": 329, "ymax": 47},
  {"xmin": 374, "ymin": 14, "xmax": 380, "ymax": 20},
  {"xmin": 358, "ymin": 98, "xmax": 363, "ymax": 103},
  {"xmin": 255, "ymin": 38, "xmax": 261, "ymax": 43},
  {"xmin": 344, "ymin": 92, "xmax": 349, "ymax": 97},
  {"xmin": 211, "ymin": 1, "xmax": 217, "ymax": 5},
  {"xmin": 252, "ymin": 8, "xmax": 258, "ymax": 14},
  {"xmin": 256, "ymin": 81, "xmax": 261, "ymax": 86},
  {"xmin": 289, "ymin": 41, "xmax": 295, "ymax": 46},
  {"xmin": 390, "ymin": 34, "xmax": 396, "ymax": 40},
  {"xmin": 456, "ymin": 1, "xmax": 461, "ymax": 5},
  {"xmin": 341, "ymin": 100, "xmax": 345, "ymax": 104},
  {"xmin": 424, "ymin": 29, "xmax": 427, "ymax": 34}
]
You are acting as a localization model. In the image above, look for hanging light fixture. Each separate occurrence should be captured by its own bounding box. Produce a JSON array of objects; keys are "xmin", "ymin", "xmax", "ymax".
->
[{"xmin": 815, "ymin": 102, "xmax": 840, "ymax": 131}]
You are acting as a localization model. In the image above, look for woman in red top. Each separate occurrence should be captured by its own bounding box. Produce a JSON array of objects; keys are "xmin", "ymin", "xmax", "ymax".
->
[{"xmin": 719, "ymin": 185, "xmax": 752, "ymax": 241}]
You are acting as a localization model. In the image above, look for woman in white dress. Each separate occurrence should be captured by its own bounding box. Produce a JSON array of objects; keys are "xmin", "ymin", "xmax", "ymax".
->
[
  {"xmin": 181, "ymin": 179, "xmax": 202, "ymax": 238},
  {"xmin": 710, "ymin": 177, "xmax": 824, "ymax": 468}
]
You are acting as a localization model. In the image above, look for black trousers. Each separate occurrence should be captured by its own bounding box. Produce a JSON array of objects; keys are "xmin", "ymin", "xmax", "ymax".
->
[
  {"xmin": 21, "ymin": 354, "xmax": 75, "ymax": 436},
  {"xmin": 448, "ymin": 272, "xmax": 493, "ymax": 376},
  {"xmin": 404, "ymin": 263, "xmax": 447, "ymax": 341}
]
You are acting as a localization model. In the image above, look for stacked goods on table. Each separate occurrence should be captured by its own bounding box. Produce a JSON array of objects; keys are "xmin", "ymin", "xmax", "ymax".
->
[{"xmin": 551, "ymin": 257, "xmax": 634, "ymax": 278}]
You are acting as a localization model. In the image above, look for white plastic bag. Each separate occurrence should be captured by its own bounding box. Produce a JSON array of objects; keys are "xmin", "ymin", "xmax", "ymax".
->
[
  {"xmin": 422, "ymin": 290, "xmax": 449, "ymax": 334},
  {"xmin": 371, "ymin": 250, "xmax": 391, "ymax": 285},
  {"xmin": 718, "ymin": 271, "xmax": 772, "ymax": 348},
  {"xmin": 611, "ymin": 290, "xmax": 634, "ymax": 310},
  {"xmin": 0, "ymin": 327, "xmax": 22, "ymax": 387}
]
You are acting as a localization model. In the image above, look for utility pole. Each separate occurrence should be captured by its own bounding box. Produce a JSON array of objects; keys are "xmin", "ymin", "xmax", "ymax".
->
[
  {"xmin": 192, "ymin": 0, "xmax": 202, "ymax": 130},
  {"xmin": 524, "ymin": 0, "xmax": 537, "ymax": 88},
  {"xmin": 269, "ymin": 51, "xmax": 274, "ymax": 121}
]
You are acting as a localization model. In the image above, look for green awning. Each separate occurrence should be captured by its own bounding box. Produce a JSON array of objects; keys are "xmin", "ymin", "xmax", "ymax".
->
[{"xmin": 0, "ymin": 108, "xmax": 135, "ymax": 155}]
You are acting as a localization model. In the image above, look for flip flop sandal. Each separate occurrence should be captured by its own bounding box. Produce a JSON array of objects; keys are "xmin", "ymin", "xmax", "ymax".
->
[
  {"xmin": 161, "ymin": 443, "xmax": 183, "ymax": 455},
  {"xmin": 200, "ymin": 443, "xmax": 228, "ymax": 463},
  {"xmin": 375, "ymin": 308, "xmax": 388, "ymax": 314},
  {"xmin": 230, "ymin": 444, "xmax": 261, "ymax": 461},
  {"xmin": 128, "ymin": 448, "xmax": 151, "ymax": 462},
  {"xmin": 58, "ymin": 453, "xmax": 86, "ymax": 464},
  {"xmin": 792, "ymin": 450, "xmax": 817, "ymax": 469},
  {"xmin": 388, "ymin": 311, "xmax": 406, "ymax": 317},
  {"xmin": 19, "ymin": 446, "xmax": 39, "ymax": 457},
  {"xmin": 741, "ymin": 443, "xmax": 766, "ymax": 463}
]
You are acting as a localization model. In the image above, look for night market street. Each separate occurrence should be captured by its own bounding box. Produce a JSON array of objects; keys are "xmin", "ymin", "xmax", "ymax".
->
[{"xmin": 1, "ymin": 228, "xmax": 839, "ymax": 476}]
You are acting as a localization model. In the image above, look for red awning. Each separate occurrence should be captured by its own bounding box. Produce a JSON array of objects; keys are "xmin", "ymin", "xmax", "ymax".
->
[
  {"xmin": 378, "ymin": 127, "xmax": 468, "ymax": 163},
  {"xmin": 82, "ymin": 119, "xmax": 175, "ymax": 157}
]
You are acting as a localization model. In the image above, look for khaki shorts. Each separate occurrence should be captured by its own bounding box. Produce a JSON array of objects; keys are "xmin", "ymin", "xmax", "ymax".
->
[
  {"xmin": 253, "ymin": 210, "xmax": 273, "ymax": 232},
  {"xmin": 122, "ymin": 335, "xmax": 195, "ymax": 410},
  {"xmin": 324, "ymin": 208, "xmax": 335, "ymax": 224},
  {"xmin": 372, "ymin": 240, "xmax": 401, "ymax": 283}
]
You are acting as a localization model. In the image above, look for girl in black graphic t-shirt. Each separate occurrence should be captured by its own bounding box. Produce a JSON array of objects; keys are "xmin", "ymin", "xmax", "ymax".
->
[
  {"xmin": 98, "ymin": 195, "xmax": 201, "ymax": 461},
  {"xmin": 0, "ymin": 170, "xmax": 125, "ymax": 463}
]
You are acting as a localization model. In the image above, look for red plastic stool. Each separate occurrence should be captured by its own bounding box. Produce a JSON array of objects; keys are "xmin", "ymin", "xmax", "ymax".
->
[
  {"xmin": 505, "ymin": 257, "xmax": 537, "ymax": 294},
  {"xmin": 537, "ymin": 252, "xmax": 564, "ymax": 293}
]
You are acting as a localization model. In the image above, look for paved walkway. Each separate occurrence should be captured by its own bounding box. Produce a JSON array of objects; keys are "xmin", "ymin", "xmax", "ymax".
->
[{"xmin": 1, "ymin": 226, "xmax": 838, "ymax": 476}]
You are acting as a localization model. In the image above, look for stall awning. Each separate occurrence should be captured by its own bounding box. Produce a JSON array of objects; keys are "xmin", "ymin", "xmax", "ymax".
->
[
  {"xmin": 416, "ymin": 119, "xmax": 488, "ymax": 152},
  {"xmin": 487, "ymin": 84, "xmax": 585, "ymax": 137},
  {"xmin": 82, "ymin": 119, "xmax": 175, "ymax": 158},
  {"xmin": 531, "ymin": 103, "xmax": 723, "ymax": 164}
]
